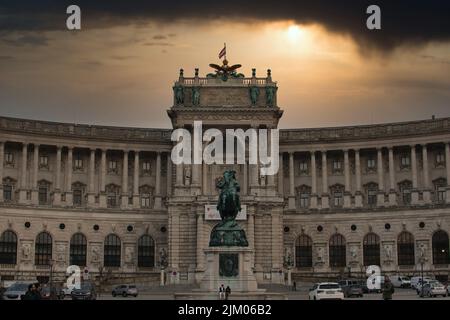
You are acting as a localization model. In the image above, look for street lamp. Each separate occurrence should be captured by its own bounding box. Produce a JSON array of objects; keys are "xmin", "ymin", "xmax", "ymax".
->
[
  {"xmin": 49, "ymin": 259, "xmax": 55, "ymax": 299},
  {"xmin": 419, "ymin": 257, "xmax": 425, "ymax": 298}
]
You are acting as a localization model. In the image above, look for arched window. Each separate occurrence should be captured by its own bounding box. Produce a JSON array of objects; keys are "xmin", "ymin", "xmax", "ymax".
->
[
  {"xmin": 35, "ymin": 232, "xmax": 52, "ymax": 266},
  {"xmin": 329, "ymin": 234, "xmax": 346, "ymax": 267},
  {"xmin": 0, "ymin": 230, "xmax": 18, "ymax": 265},
  {"xmin": 397, "ymin": 231, "xmax": 415, "ymax": 266},
  {"xmin": 70, "ymin": 233, "xmax": 87, "ymax": 267},
  {"xmin": 138, "ymin": 235, "xmax": 155, "ymax": 267},
  {"xmin": 295, "ymin": 235, "xmax": 312, "ymax": 268},
  {"xmin": 104, "ymin": 234, "xmax": 121, "ymax": 267},
  {"xmin": 363, "ymin": 233, "xmax": 380, "ymax": 266},
  {"xmin": 432, "ymin": 230, "xmax": 449, "ymax": 265}
]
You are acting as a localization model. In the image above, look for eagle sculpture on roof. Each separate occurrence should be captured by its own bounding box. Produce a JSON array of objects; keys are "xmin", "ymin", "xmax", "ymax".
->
[{"xmin": 207, "ymin": 59, "xmax": 244, "ymax": 81}]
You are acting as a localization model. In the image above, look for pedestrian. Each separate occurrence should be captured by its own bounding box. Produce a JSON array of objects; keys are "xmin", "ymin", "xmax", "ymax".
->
[
  {"xmin": 382, "ymin": 276, "xmax": 394, "ymax": 300},
  {"xmin": 22, "ymin": 283, "xmax": 41, "ymax": 300},
  {"xmin": 225, "ymin": 286, "xmax": 231, "ymax": 300},
  {"xmin": 292, "ymin": 281, "xmax": 296, "ymax": 291},
  {"xmin": 218, "ymin": 284, "xmax": 225, "ymax": 300}
]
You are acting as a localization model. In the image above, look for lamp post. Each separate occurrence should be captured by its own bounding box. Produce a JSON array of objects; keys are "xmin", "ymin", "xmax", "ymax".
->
[
  {"xmin": 49, "ymin": 259, "xmax": 54, "ymax": 299},
  {"xmin": 420, "ymin": 257, "xmax": 425, "ymax": 298}
]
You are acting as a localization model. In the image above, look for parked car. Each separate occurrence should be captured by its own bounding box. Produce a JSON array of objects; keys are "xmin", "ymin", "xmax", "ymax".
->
[
  {"xmin": 416, "ymin": 279, "xmax": 440, "ymax": 295},
  {"xmin": 309, "ymin": 282, "xmax": 344, "ymax": 300},
  {"xmin": 411, "ymin": 276, "xmax": 433, "ymax": 289},
  {"xmin": 420, "ymin": 282, "xmax": 447, "ymax": 298},
  {"xmin": 71, "ymin": 281, "xmax": 97, "ymax": 300},
  {"xmin": 2, "ymin": 281, "xmax": 36, "ymax": 300},
  {"xmin": 338, "ymin": 279, "xmax": 364, "ymax": 297},
  {"xmin": 112, "ymin": 284, "xmax": 138, "ymax": 297},
  {"xmin": 41, "ymin": 285, "xmax": 65, "ymax": 300},
  {"xmin": 389, "ymin": 275, "xmax": 411, "ymax": 288}
]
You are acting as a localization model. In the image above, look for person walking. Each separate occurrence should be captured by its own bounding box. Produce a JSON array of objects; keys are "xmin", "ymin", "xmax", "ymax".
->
[
  {"xmin": 218, "ymin": 284, "xmax": 225, "ymax": 300},
  {"xmin": 225, "ymin": 286, "xmax": 231, "ymax": 300},
  {"xmin": 22, "ymin": 283, "xmax": 41, "ymax": 300},
  {"xmin": 382, "ymin": 276, "xmax": 394, "ymax": 300}
]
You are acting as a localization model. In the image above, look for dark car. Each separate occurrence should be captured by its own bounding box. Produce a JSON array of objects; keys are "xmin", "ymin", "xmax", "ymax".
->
[
  {"xmin": 338, "ymin": 280, "xmax": 364, "ymax": 298},
  {"xmin": 71, "ymin": 282, "xmax": 97, "ymax": 300}
]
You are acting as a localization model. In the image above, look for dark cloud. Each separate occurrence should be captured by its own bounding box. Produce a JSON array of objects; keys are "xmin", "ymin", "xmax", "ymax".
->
[
  {"xmin": 143, "ymin": 42, "xmax": 174, "ymax": 47},
  {"xmin": 153, "ymin": 35, "xmax": 167, "ymax": 40},
  {"xmin": 0, "ymin": 55, "xmax": 14, "ymax": 60},
  {"xmin": 0, "ymin": 0, "xmax": 449, "ymax": 52},
  {"xmin": 2, "ymin": 34, "xmax": 50, "ymax": 47}
]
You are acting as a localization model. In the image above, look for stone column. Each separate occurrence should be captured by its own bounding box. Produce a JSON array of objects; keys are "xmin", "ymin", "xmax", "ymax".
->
[
  {"xmin": 242, "ymin": 159, "xmax": 248, "ymax": 196},
  {"xmin": 87, "ymin": 149, "xmax": 96, "ymax": 206},
  {"xmin": 30, "ymin": 144, "xmax": 39, "ymax": 205},
  {"xmin": 266, "ymin": 128, "xmax": 276, "ymax": 192},
  {"xmin": 354, "ymin": 149, "xmax": 363, "ymax": 208},
  {"xmin": 121, "ymin": 150, "xmax": 129, "ymax": 208},
  {"xmin": 388, "ymin": 147, "xmax": 397, "ymax": 206},
  {"xmin": 288, "ymin": 152, "xmax": 296, "ymax": 209},
  {"xmin": 132, "ymin": 151, "xmax": 140, "ymax": 208},
  {"xmin": 422, "ymin": 144, "xmax": 431, "ymax": 203},
  {"xmin": 445, "ymin": 142, "xmax": 450, "ymax": 203},
  {"xmin": 99, "ymin": 149, "xmax": 107, "ymax": 208},
  {"xmin": 310, "ymin": 151, "xmax": 318, "ymax": 209},
  {"xmin": 410, "ymin": 145, "xmax": 419, "ymax": 204},
  {"xmin": 19, "ymin": 143, "xmax": 28, "ymax": 203},
  {"xmin": 343, "ymin": 149, "xmax": 351, "ymax": 208},
  {"xmin": 53, "ymin": 145, "xmax": 62, "ymax": 206},
  {"xmin": 196, "ymin": 211, "xmax": 204, "ymax": 271},
  {"xmin": 321, "ymin": 150, "xmax": 329, "ymax": 209},
  {"xmin": 167, "ymin": 153, "xmax": 173, "ymax": 197},
  {"xmin": 277, "ymin": 153, "xmax": 283, "ymax": 196},
  {"xmin": 271, "ymin": 212, "xmax": 283, "ymax": 274},
  {"xmin": 202, "ymin": 157, "xmax": 208, "ymax": 195},
  {"xmin": 154, "ymin": 152, "xmax": 162, "ymax": 209},
  {"xmin": 175, "ymin": 162, "xmax": 183, "ymax": 187},
  {"xmin": 66, "ymin": 147, "xmax": 73, "ymax": 205},
  {"xmin": 0, "ymin": 142, "xmax": 4, "ymax": 202},
  {"xmin": 376, "ymin": 148, "xmax": 385, "ymax": 206},
  {"xmin": 247, "ymin": 207, "xmax": 256, "ymax": 268}
]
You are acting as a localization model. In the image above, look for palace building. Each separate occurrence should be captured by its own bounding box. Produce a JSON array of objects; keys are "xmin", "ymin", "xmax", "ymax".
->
[{"xmin": 0, "ymin": 62, "xmax": 449, "ymax": 285}]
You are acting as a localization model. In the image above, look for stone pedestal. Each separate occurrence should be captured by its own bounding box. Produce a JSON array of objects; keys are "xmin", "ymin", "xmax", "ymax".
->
[
  {"xmin": 411, "ymin": 190, "xmax": 420, "ymax": 205},
  {"xmin": 154, "ymin": 196, "xmax": 162, "ymax": 209},
  {"xmin": 343, "ymin": 192, "xmax": 352, "ymax": 208},
  {"xmin": 87, "ymin": 193, "xmax": 96, "ymax": 207},
  {"xmin": 355, "ymin": 192, "xmax": 363, "ymax": 208},
  {"xmin": 99, "ymin": 193, "xmax": 107, "ymax": 208},
  {"xmin": 52, "ymin": 191, "xmax": 61, "ymax": 206},
  {"xmin": 377, "ymin": 192, "xmax": 385, "ymax": 207},
  {"xmin": 422, "ymin": 190, "xmax": 431, "ymax": 204},
  {"xmin": 388, "ymin": 191, "xmax": 397, "ymax": 206},
  {"xmin": 310, "ymin": 195, "xmax": 318, "ymax": 209},
  {"xmin": 288, "ymin": 196, "xmax": 296, "ymax": 210},
  {"xmin": 65, "ymin": 192, "xmax": 73, "ymax": 207},
  {"xmin": 200, "ymin": 247, "xmax": 260, "ymax": 293},
  {"xmin": 321, "ymin": 194, "xmax": 329, "ymax": 209},
  {"xmin": 31, "ymin": 189, "xmax": 38, "ymax": 205}
]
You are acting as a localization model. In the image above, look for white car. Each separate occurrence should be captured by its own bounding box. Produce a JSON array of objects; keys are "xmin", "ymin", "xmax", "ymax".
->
[
  {"xmin": 309, "ymin": 282, "xmax": 344, "ymax": 300},
  {"xmin": 416, "ymin": 279, "xmax": 440, "ymax": 295},
  {"xmin": 3, "ymin": 281, "xmax": 36, "ymax": 300},
  {"xmin": 389, "ymin": 275, "xmax": 411, "ymax": 288}
]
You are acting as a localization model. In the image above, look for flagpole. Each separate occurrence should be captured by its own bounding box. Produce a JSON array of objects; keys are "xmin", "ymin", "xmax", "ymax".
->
[{"xmin": 224, "ymin": 42, "xmax": 226, "ymax": 60}]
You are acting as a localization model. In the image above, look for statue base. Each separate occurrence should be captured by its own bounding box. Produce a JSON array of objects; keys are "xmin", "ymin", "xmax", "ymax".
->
[
  {"xmin": 209, "ymin": 219, "xmax": 249, "ymax": 247},
  {"xmin": 199, "ymin": 247, "xmax": 261, "ymax": 293}
]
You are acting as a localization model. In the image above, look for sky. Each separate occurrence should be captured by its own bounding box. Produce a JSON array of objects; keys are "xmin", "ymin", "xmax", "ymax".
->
[{"xmin": 0, "ymin": 0, "xmax": 449, "ymax": 129}]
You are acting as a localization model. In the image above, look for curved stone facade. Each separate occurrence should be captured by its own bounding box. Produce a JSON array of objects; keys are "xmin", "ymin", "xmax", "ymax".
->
[{"xmin": 0, "ymin": 67, "xmax": 449, "ymax": 285}]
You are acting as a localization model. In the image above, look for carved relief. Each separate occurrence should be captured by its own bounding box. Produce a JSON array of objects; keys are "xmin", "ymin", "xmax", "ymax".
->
[
  {"xmin": 125, "ymin": 246, "xmax": 135, "ymax": 264},
  {"xmin": 91, "ymin": 245, "xmax": 101, "ymax": 263},
  {"xmin": 21, "ymin": 243, "xmax": 32, "ymax": 261}
]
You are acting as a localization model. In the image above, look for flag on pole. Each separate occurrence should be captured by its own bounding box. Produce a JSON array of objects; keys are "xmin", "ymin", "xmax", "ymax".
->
[{"xmin": 219, "ymin": 44, "xmax": 226, "ymax": 59}]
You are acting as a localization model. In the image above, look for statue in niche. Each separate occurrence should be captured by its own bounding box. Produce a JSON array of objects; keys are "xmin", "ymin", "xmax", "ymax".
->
[
  {"xmin": 266, "ymin": 86, "xmax": 276, "ymax": 106},
  {"xmin": 192, "ymin": 87, "xmax": 200, "ymax": 106},
  {"xmin": 383, "ymin": 244, "xmax": 393, "ymax": 260},
  {"xmin": 173, "ymin": 84, "xmax": 184, "ymax": 105},
  {"xmin": 316, "ymin": 247, "xmax": 324, "ymax": 262},
  {"xmin": 22, "ymin": 243, "xmax": 31, "ymax": 260},
  {"xmin": 159, "ymin": 248, "xmax": 168, "ymax": 268},
  {"xmin": 249, "ymin": 86, "xmax": 259, "ymax": 106},
  {"xmin": 184, "ymin": 166, "xmax": 191, "ymax": 185}
]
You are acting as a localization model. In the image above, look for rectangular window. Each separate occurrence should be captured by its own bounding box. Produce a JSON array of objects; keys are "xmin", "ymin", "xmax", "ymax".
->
[
  {"xmin": 299, "ymin": 161, "xmax": 308, "ymax": 173},
  {"xmin": 39, "ymin": 155, "xmax": 48, "ymax": 167},
  {"xmin": 3, "ymin": 185, "xmax": 12, "ymax": 201},
  {"xmin": 436, "ymin": 151, "xmax": 445, "ymax": 166},
  {"xmin": 401, "ymin": 154, "xmax": 411, "ymax": 168},
  {"xmin": 5, "ymin": 152, "xmax": 14, "ymax": 164},
  {"xmin": 333, "ymin": 192, "xmax": 343, "ymax": 207},
  {"xmin": 332, "ymin": 160, "xmax": 342, "ymax": 171},
  {"xmin": 141, "ymin": 195, "xmax": 151, "ymax": 208},
  {"xmin": 74, "ymin": 156, "xmax": 83, "ymax": 169},
  {"xmin": 368, "ymin": 189, "xmax": 377, "ymax": 206},
  {"xmin": 107, "ymin": 194, "xmax": 117, "ymax": 208},
  {"xmin": 367, "ymin": 158, "xmax": 376, "ymax": 170},
  {"xmin": 299, "ymin": 193, "xmax": 310, "ymax": 208},
  {"xmin": 402, "ymin": 189, "xmax": 411, "ymax": 205},
  {"xmin": 38, "ymin": 187, "xmax": 48, "ymax": 205},
  {"xmin": 437, "ymin": 187, "xmax": 446, "ymax": 203},
  {"xmin": 73, "ymin": 189, "xmax": 82, "ymax": 206},
  {"xmin": 109, "ymin": 160, "xmax": 118, "ymax": 171},
  {"xmin": 142, "ymin": 161, "xmax": 151, "ymax": 172}
]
